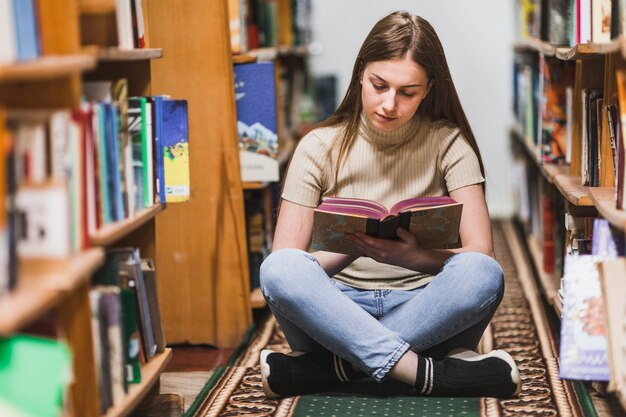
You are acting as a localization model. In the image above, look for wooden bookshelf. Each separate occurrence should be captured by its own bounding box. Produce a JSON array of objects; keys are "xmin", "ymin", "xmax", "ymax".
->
[
  {"xmin": 513, "ymin": 21, "xmax": 626, "ymax": 411},
  {"xmin": 515, "ymin": 37, "xmax": 622, "ymax": 60},
  {"xmin": 556, "ymin": 40, "xmax": 620, "ymax": 60},
  {"xmin": 0, "ymin": 248, "xmax": 105, "ymax": 335},
  {"xmin": 233, "ymin": 45, "xmax": 308, "ymax": 64},
  {"xmin": 78, "ymin": 0, "xmax": 116, "ymax": 14},
  {"xmin": 103, "ymin": 348, "xmax": 173, "ymax": 417},
  {"xmin": 0, "ymin": 54, "xmax": 97, "ymax": 83},
  {"xmin": 250, "ymin": 288, "xmax": 266, "ymax": 309},
  {"xmin": 97, "ymin": 48, "xmax": 164, "ymax": 62},
  {"xmin": 243, "ymin": 182, "xmax": 271, "ymax": 190},
  {"xmin": 527, "ymin": 236, "xmax": 561, "ymax": 313},
  {"xmin": 149, "ymin": 0, "xmax": 252, "ymax": 347},
  {"xmin": 0, "ymin": 0, "xmax": 178, "ymax": 415},
  {"xmin": 90, "ymin": 204, "xmax": 165, "ymax": 246},
  {"xmin": 588, "ymin": 187, "xmax": 626, "ymax": 231},
  {"xmin": 550, "ymin": 168, "xmax": 594, "ymax": 207},
  {"xmin": 511, "ymin": 127, "xmax": 593, "ymax": 207}
]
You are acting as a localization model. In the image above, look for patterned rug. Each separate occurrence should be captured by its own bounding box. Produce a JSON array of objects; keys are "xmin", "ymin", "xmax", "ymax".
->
[{"xmin": 190, "ymin": 221, "xmax": 594, "ymax": 417}]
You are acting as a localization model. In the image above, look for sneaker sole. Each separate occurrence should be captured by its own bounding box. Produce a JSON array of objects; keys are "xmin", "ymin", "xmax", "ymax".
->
[
  {"xmin": 447, "ymin": 348, "xmax": 522, "ymax": 396},
  {"xmin": 260, "ymin": 349, "xmax": 280, "ymax": 399}
]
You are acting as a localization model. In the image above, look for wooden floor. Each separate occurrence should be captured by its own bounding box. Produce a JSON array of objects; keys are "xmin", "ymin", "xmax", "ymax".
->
[{"xmin": 159, "ymin": 345, "xmax": 235, "ymax": 413}]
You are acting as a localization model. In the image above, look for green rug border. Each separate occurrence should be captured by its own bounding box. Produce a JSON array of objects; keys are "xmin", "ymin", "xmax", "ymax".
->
[
  {"xmin": 183, "ymin": 323, "xmax": 258, "ymax": 417},
  {"xmin": 572, "ymin": 381, "xmax": 599, "ymax": 417}
]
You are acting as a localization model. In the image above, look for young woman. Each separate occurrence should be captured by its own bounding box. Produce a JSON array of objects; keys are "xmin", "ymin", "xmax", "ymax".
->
[{"xmin": 259, "ymin": 11, "xmax": 521, "ymax": 399}]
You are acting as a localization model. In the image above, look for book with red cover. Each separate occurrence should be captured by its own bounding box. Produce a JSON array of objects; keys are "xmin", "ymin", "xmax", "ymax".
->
[{"xmin": 311, "ymin": 196, "xmax": 463, "ymax": 256}]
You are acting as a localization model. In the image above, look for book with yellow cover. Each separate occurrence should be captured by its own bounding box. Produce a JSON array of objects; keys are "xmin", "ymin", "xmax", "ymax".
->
[{"xmin": 311, "ymin": 196, "xmax": 462, "ymax": 256}]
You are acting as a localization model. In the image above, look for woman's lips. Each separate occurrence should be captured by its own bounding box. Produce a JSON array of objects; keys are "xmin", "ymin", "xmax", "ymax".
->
[{"xmin": 376, "ymin": 113, "xmax": 397, "ymax": 123}]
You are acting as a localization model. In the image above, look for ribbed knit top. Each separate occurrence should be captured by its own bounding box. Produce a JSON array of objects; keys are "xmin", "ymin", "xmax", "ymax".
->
[{"xmin": 282, "ymin": 113, "xmax": 485, "ymax": 290}]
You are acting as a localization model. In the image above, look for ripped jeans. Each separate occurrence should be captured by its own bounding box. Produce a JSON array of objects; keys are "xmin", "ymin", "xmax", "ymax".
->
[{"xmin": 260, "ymin": 249, "xmax": 504, "ymax": 382}]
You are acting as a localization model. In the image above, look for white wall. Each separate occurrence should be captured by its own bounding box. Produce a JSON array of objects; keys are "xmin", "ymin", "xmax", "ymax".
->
[{"xmin": 308, "ymin": 1, "xmax": 516, "ymax": 217}]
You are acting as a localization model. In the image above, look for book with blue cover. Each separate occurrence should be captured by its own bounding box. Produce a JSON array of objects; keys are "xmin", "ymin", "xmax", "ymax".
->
[
  {"xmin": 161, "ymin": 99, "xmax": 190, "ymax": 203},
  {"xmin": 104, "ymin": 103, "xmax": 125, "ymax": 221},
  {"xmin": 12, "ymin": 0, "xmax": 40, "ymax": 61},
  {"xmin": 234, "ymin": 62, "xmax": 279, "ymax": 182}
]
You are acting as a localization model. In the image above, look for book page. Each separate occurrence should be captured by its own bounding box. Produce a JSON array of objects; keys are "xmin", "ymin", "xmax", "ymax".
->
[
  {"xmin": 316, "ymin": 205, "xmax": 385, "ymax": 219},
  {"xmin": 390, "ymin": 196, "xmax": 457, "ymax": 215},
  {"xmin": 320, "ymin": 197, "xmax": 388, "ymax": 217}
]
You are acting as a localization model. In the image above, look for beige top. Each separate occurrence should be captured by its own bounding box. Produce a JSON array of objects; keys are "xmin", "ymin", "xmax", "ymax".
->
[{"xmin": 282, "ymin": 113, "xmax": 485, "ymax": 290}]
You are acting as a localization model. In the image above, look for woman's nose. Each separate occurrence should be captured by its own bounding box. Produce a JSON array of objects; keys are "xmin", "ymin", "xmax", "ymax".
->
[{"xmin": 382, "ymin": 91, "xmax": 397, "ymax": 112}]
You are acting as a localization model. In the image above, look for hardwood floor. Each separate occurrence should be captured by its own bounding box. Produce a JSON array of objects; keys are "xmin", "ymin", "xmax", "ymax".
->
[
  {"xmin": 159, "ymin": 345, "xmax": 235, "ymax": 413},
  {"xmin": 165, "ymin": 345, "xmax": 235, "ymax": 372}
]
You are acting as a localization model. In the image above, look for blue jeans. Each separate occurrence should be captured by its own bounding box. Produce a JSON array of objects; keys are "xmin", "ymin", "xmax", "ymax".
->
[{"xmin": 260, "ymin": 249, "xmax": 504, "ymax": 382}]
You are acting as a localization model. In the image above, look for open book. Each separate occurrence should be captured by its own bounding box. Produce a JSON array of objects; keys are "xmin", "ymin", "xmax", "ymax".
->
[{"xmin": 311, "ymin": 196, "xmax": 463, "ymax": 256}]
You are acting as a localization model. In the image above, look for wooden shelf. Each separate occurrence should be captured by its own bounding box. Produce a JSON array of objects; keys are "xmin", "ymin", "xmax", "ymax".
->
[
  {"xmin": 243, "ymin": 182, "xmax": 271, "ymax": 190},
  {"xmin": 556, "ymin": 40, "xmax": 620, "ymax": 60},
  {"xmin": 514, "ymin": 37, "xmax": 559, "ymax": 56},
  {"xmin": 511, "ymin": 127, "xmax": 593, "ymax": 207},
  {"xmin": 527, "ymin": 235, "xmax": 561, "ymax": 313},
  {"xmin": 233, "ymin": 47, "xmax": 277, "ymax": 63},
  {"xmin": 97, "ymin": 48, "xmax": 164, "ymax": 62},
  {"xmin": 78, "ymin": 0, "xmax": 115, "ymax": 14},
  {"xmin": 232, "ymin": 45, "xmax": 308, "ymax": 64},
  {"xmin": 0, "ymin": 248, "xmax": 105, "ymax": 335},
  {"xmin": 550, "ymin": 168, "xmax": 594, "ymax": 207},
  {"xmin": 589, "ymin": 187, "xmax": 626, "ymax": 231},
  {"xmin": 251, "ymin": 287, "xmax": 266, "ymax": 309},
  {"xmin": 0, "ymin": 54, "xmax": 97, "ymax": 83},
  {"xmin": 90, "ymin": 204, "xmax": 165, "ymax": 246},
  {"xmin": 103, "ymin": 348, "xmax": 173, "ymax": 417},
  {"xmin": 515, "ymin": 37, "xmax": 621, "ymax": 60}
]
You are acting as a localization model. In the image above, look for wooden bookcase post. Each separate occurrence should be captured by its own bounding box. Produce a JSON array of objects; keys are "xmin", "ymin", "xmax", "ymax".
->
[{"xmin": 148, "ymin": 0, "xmax": 252, "ymax": 347}]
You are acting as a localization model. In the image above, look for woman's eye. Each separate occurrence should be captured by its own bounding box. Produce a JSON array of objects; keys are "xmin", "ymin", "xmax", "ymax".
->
[
  {"xmin": 400, "ymin": 91, "xmax": 416, "ymax": 97},
  {"xmin": 372, "ymin": 84, "xmax": 386, "ymax": 91}
]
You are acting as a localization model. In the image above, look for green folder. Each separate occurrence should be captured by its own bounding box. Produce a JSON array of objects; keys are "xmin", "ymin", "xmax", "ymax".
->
[{"xmin": 0, "ymin": 335, "xmax": 72, "ymax": 417}]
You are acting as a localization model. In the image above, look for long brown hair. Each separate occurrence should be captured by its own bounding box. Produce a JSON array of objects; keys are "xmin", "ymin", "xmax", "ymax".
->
[{"xmin": 315, "ymin": 11, "xmax": 485, "ymax": 181}]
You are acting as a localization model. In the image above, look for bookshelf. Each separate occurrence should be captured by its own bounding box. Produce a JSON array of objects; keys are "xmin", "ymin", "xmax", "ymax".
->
[
  {"xmin": 512, "ymin": 5, "xmax": 626, "ymax": 411},
  {"xmin": 0, "ymin": 249, "xmax": 104, "ymax": 334},
  {"xmin": 102, "ymin": 349, "xmax": 172, "ymax": 417},
  {"xmin": 0, "ymin": 0, "xmax": 174, "ymax": 416}
]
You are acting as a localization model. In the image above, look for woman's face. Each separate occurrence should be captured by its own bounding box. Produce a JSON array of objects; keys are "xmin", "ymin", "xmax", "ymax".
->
[{"xmin": 360, "ymin": 55, "xmax": 431, "ymax": 131}]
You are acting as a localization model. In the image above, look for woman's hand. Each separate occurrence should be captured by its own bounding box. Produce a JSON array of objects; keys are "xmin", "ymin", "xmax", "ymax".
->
[{"xmin": 347, "ymin": 227, "xmax": 452, "ymax": 274}]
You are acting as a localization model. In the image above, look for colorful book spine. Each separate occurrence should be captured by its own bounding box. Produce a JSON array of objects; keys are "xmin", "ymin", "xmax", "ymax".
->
[
  {"xmin": 105, "ymin": 104, "xmax": 125, "ymax": 221},
  {"xmin": 96, "ymin": 104, "xmax": 113, "ymax": 225},
  {"xmin": 161, "ymin": 99, "xmax": 190, "ymax": 203},
  {"xmin": 0, "ymin": 110, "xmax": 8, "ymax": 294},
  {"xmin": 128, "ymin": 97, "xmax": 146, "ymax": 211},
  {"xmin": 151, "ymin": 96, "xmax": 166, "ymax": 205}
]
